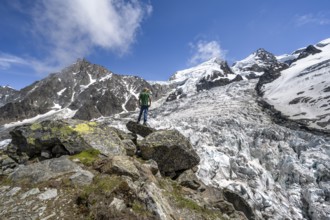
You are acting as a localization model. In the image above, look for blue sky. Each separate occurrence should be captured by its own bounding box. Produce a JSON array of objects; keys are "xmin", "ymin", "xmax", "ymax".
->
[{"xmin": 1, "ymin": 0, "xmax": 330, "ymax": 89}]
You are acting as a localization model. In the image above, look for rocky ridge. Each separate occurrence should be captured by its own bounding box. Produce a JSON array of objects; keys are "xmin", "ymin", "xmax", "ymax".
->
[
  {"xmin": 232, "ymin": 48, "xmax": 288, "ymax": 79},
  {"xmin": 0, "ymin": 86, "xmax": 18, "ymax": 107},
  {"xmin": 0, "ymin": 59, "xmax": 172, "ymax": 125}
]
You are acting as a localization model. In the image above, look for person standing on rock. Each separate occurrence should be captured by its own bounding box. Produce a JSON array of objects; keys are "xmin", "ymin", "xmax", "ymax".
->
[{"xmin": 137, "ymin": 88, "xmax": 152, "ymax": 125}]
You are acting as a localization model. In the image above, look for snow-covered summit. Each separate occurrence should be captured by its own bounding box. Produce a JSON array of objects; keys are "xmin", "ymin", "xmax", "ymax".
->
[
  {"xmin": 232, "ymin": 48, "xmax": 288, "ymax": 79},
  {"xmin": 261, "ymin": 38, "xmax": 330, "ymax": 132},
  {"xmin": 167, "ymin": 57, "xmax": 240, "ymax": 101},
  {"xmin": 169, "ymin": 57, "xmax": 226, "ymax": 82}
]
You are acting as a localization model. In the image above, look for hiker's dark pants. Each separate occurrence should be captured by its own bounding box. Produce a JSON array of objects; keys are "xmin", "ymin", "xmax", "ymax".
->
[{"xmin": 138, "ymin": 105, "xmax": 149, "ymax": 123}]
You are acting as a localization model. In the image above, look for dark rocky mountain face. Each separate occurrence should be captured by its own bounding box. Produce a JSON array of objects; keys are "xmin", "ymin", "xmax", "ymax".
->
[
  {"xmin": 0, "ymin": 59, "xmax": 171, "ymax": 125},
  {"xmin": 196, "ymin": 61, "xmax": 243, "ymax": 91},
  {"xmin": 232, "ymin": 48, "xmax": 288, "ymax": 79},
  {"xmin": 0, "ymin": 86, "xmax": 19, "ymax": 107},
  {"xmin": 282, "ymin": 45, "xmax": 323, "ymax": 66},
  {"xmin": 296, "ymin": 45, "xmax": 322, "ymax": 60}
]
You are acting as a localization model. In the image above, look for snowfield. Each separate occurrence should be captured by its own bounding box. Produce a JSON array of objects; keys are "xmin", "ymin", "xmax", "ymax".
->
[{"xmin": 262, "ymin": 38, "xmax": 330, "ymax": 131}]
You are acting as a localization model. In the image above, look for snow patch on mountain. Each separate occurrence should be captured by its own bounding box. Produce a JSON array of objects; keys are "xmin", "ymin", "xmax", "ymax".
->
[
  {"xmin": 57, "ymin": 88, "xmax": 67, "ymax": 96},
  {"xmin": 0, "ymin": 139, "xmax": 11, "ymax": 150},
  {"xmin": 3, "ymin": 108, "xmax": 77, "ymax": 130},
  {"xmin": 80, "ymin": 73, "xmax": 96, "ymax": 91},
  {"xmin": 262, "ymin": 39, "xmax": 330, "ymax": 131},
  {"xmin": 276, "ymin": 53, "xmax": 299, "ymax": 64}
]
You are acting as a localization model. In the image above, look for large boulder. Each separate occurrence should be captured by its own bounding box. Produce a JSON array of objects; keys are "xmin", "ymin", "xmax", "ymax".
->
[
  {"xmin": 9, "ymin": 120, "xmax": 91, "ymax": 159},
  {"xmin": 98, "ymin": 155, "xmax": 140, "ymax": 181},
  {"xmin": 138, "ymin": 129, "xmax": 200, "ymax": 177},
  {"xmin": 126, "ymin": 121, "xmax": 156, "ymax": 137},
  {"xmin": 9, "ymin": 156, "xmax": 85, "ymax": 184},
  {"xmin": 223, "ymin": 189, "xmax": 256, "ymax": 220},
  {"xmin": 7, "ymin": 120, "xmax": 126, "ymax": 160},
  {"xmin": 177, "ymin": 169, "xmax": 201, "ymax": 190}
]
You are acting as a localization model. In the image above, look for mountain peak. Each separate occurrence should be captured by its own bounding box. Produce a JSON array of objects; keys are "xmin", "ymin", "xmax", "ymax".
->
[
  {"xmin": 232, "ymin": 48, "xmax": 287, "ymax": 79},
  {"xmin": 198, "ymin": 57, "xmax": 224, "ymax": 66},
  {"xmin": 72, "ymin": 58, "xmax": 93, "ymax": 68},
  {"xmin": 254, "ymin": 48, "xmax": 276, "ymax": 61},
  {"xmin": 0, "ymin": 85, "xmax": 14, "ymax": 90}
]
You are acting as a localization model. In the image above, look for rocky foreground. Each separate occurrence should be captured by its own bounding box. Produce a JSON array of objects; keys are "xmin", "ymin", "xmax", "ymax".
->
[{"xmin": 0, "ymin": 119, "xmax": 252, "ymax": 220}]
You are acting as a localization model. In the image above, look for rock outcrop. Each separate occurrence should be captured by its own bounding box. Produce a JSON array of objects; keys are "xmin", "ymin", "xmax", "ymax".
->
[
  {"xmin": 0, "ymin": 119, "xmax": 251, "ymax": 220},
  {"xmin": 138, "ymin": 129, "xmax": 200, "ymax": 177},
  {"xmin": 0, "ymin": 86, "xmax": 18, "ymax": 107},
  {"xmin": 126, "ymin": 120, "xmax": 156, "ymax": 137},
  {"xmin": 9, "ymin": 156, "xmax": 91, "ymax": 184},
  {"xmin": 196, "ymin": 61, "xmax": 243, "ymax": 92},
  {"xmin": 232, "ymin": 48, "xmax": 288, "ymax": 79},
  {"xmin": 7, "ymin": 120, "xmax": 127, "ymax": 160}
]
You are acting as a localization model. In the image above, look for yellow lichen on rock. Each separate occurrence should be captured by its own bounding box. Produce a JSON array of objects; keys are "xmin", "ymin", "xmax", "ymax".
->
[
  {"xmin": 87, "ymin": 121, "xmax": 98, "ymax": 127},
  {"xmin": 51, "ymin": 126, "xmax": 75, "ymax": 137},
  {"xmin": 27, "ymin": 137, "xmax": 36, "ymax": 145},
  {"xmin": 30, "ymin": 123, "xmax": 42, "ymax": 131},
  {"xmin": 71, "ymin": 123, "xmax": 95, "ymax": 134}
]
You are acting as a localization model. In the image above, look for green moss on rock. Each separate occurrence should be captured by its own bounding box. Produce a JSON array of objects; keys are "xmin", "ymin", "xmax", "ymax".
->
[
  {"xmin": 158, "ymin": 179, "xmax": 224, "ymax": 219},
  {"xmin": 132, "ymin": 200, "xmax": 153, "ymax": 217},
  {"xmin": 30, "ymin": 123, "xmax": 42, "ymax": 131},
  {"xmin": 78, "ymin": 175, "xmax": 125, "ymax": 203},
  {"xmin": 70, "ymin": 149, "xmax": 100, "ymax": 166}
]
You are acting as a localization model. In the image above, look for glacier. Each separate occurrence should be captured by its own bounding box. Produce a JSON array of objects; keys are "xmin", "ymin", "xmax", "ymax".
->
[{"xmin": 106, "ymin": 78, "xmax": 330, "ymax": 219}]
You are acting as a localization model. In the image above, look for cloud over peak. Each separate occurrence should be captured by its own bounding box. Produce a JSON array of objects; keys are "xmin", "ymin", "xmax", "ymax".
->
[
  {"xmin": 188, "ymin": 40, "xmax": 227, "ymax": 66},
  {"xmin": 2, "ymin": 0, "xmax": 152, "ymax": 75},
  {"xmin": 35, "ymin": 0, "xmax": 152, "ymax": 65},
  {"xmin": 295, "ymin": 12, "xmax": 330, "ymax": 26}
]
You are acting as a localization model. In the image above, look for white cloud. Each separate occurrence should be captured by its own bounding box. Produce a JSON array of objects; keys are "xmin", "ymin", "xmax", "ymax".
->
[
  {"xmin": 188, "ymin": 40, "xmax": 226, "ymax": 65},
  {"xmin": 0, "ymin": 53, "xmax": 29, "ymax": 70},
  {"xmin": 4, "ymin": 0, "xmax": 152, "ymax": 75},
  {"xmin": 295, "ymin": 13, "xmax": 330, "ymax": 26}
]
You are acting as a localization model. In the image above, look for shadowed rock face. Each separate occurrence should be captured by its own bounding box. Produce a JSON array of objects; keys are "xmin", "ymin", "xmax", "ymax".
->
[
  {"xmin": 138, "ymin": 129, "xmax": 200, "ymax": 177},
  {"xmin": 0, "ymin": 86, "xmax": 18, "ymax": 107},
  {"xmin": 296, "ymin": 45, "xmax": 322, "ymax": 60},
  {"xmin": 223, "ymin": 189, "xmax": 255, "ymax": 220},
  {"xmin": 255, "ymin": 67, "xmax": 282, "ymax": 96},
  {"xmin": 6, "ymin": 119, "xmax": 127, "ymax": 160},
  {"xmin": 196, "ymin": 61, "xmax": 243, "ymax": 92},
  {"xmin": 232, "ymin": 48, "xmax": 289, "ymax": 79},
  {"xmin": 126, "ymin": 121, "xmax": 156, "ymax": 137},
  {"xmin": 9, "ymin": 120, "xmax": 91, "ymax": 159}
]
